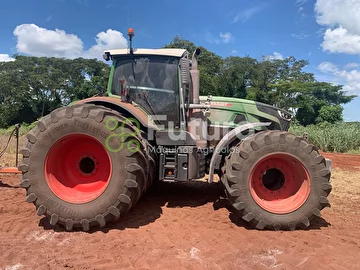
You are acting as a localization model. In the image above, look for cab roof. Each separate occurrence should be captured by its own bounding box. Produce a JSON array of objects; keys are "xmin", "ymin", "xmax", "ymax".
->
[{"xmin": 105, "ymin": 48, "xmax": 187, "ymax": 58}]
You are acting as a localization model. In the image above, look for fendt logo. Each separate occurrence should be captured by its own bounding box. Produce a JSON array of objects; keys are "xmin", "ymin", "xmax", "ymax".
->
[{"xmin": 210, "ymin": 102, "xmax": 232, "ymax": 107}]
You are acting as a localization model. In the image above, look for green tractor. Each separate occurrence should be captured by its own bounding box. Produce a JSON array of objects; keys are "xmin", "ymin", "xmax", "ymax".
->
[{"xmin": 19, "ymin": 28, "xmax": 332, "ymax": 231}]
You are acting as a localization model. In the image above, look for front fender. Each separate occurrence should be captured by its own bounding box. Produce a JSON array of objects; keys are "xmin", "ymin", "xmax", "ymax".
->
[{"xmin": 208, "ymin": 122, "xmax": 271, "ymax": 183}]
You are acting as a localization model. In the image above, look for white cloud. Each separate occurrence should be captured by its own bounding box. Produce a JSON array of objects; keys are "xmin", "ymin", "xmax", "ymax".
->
[
  {"xmin": 219, "ymin": 32, "xmax": 233, "ymax": 44},
  {"xmin": 83, "ymin": 29, "xmax": 127, "ymax": 59},
  {"xmin": 14, "ymin": 24, "xmax": 83, "ymax": 58},
  {"xmin": 296, "ymin": 6, "xmax": 306, "ymax": 18},
  {"xmin": 231, "ymin": 50, "xmax": 238, "ymax": 55},
  {"xmin": 232, "ymin": 5, "xmax": 264, "ymax": 24},
  {"xmin": 318, "ymin": 62, "xmax": 360, "ymax": 93},
  {"xmin": 344, "ymin": 63, "xmax": 359, "ymax": 70},
  {"xmin": 315, "ymin": 0, "xmax": 360, "ymax": 35},
  {"xmin": 315, "ymin": 0, "xmax": 360, "ymax": 55},
  {"xmin": 295, "ymin": 0, "xmax": 308, "ymax": 6},
  {"xmin": 265, "ymin": 52, "xmax": 284, "ymax": 61},
  {"xmin": 321, "ymin": 27, "xmax": 360, "ymax": 55},
  {"xmin": 318, "ymin": 61, "xmax": 339, "ymax": 73},
  {"xmin": 206, "ymin": 31, "xmax": 234, "ymax": 45},
  {"xmin": 290, "ymin": 33, "xmax": 311, "ymax": 39},
  {"xmin": 0, "ymin": 54, "xmax": 15, "ymax": 62},
  {"xmin": 12, "ymin": 24, "xmax": 127, "ymax": 60}
]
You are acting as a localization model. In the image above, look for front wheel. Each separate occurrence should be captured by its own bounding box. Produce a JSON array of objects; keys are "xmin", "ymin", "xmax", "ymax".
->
[{"xmin": 221, "ymin": 130, "xmax": 332, "ymax": 230}]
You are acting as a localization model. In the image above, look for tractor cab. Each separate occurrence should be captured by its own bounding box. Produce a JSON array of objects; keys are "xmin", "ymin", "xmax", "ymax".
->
[{"xmin": 104, "ymin": 48, "xmax": 186, "ymax": 129}]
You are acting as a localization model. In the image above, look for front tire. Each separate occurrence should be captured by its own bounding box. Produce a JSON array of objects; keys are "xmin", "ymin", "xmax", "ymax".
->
[
  {"xmin": 19, "ymin": 104, "xmax": 151, "ymax": 231},
  {"xmin": 222, "ymin": 130, "xmax": 332, "ymax": 230}
]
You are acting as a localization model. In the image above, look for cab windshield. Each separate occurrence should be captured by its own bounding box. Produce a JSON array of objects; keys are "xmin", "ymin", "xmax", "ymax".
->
[{"xmin": 112, "ymin": 56, "xmax": 180, "ymax": 128}]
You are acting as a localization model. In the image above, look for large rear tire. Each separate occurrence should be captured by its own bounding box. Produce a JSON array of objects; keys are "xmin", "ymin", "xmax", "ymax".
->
[
  {"xmin": 222, "ymin": 130, "xmax": 332, "ymax": 230},
  {"xmin": 19, "ymin": 104, "xmax": 153, "ymax": 231}
]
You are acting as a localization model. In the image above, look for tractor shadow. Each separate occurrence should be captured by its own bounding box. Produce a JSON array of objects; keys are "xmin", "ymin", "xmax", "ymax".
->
[
  {"xmin": 215, "ymin": 196, "xmax": 331, "ymax": 231},
  {"xmin": 228, "ymin": 211, "xmax": 331, "ymax": 231},
  {"xmin": 39, "ymin": 181, "xmax": 224, "ymax": 233},
  {"xmin": 39, "ymin": 180, "xmax": 331, "ymax": 232},
  {"xmin": 102, "ymin": 181, "xmax": 225, "ymax": 232}
]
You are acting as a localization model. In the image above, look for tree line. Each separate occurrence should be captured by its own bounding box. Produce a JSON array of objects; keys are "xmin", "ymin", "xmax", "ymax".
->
[
  {"xmin": 0, "ymin": 36, "xmax": 356, "ymax": 128},
  {"xmin": 164, "ymin": 36, "xmax": 356, "ymax": 126},
  {"xmin": 0, "ymin": 56, "xmax": 109, "ymax": 128}
]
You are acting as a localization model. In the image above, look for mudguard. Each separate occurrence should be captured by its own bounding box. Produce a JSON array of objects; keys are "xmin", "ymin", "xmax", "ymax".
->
[
  {"xmin": 208, "ymin": 122, "xmax": 271, "ymax": 183},
  {"xmin": 73, "ymin": 96, "xmax": 157, "ymax": 130}
]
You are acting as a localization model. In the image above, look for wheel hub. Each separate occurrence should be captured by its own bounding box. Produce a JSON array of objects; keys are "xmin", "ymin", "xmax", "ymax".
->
[
  {"xmin": 262, "ymin": 168, "xmax": 285, "ymax": 191},
  {"xmin": 44, "ymin": 134, "xmax": 112, "ymax": 204},
  {"xmin": 250, "ymin": 153, "xmax": 311, "ymax": 214},
  {"xmin": 77, "ymin": 155, "xmax": 98, "ymax": 176}
]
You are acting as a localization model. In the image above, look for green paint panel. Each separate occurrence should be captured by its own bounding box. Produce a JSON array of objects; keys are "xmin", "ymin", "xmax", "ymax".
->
[{"xmin": 200, "ymin": 95, "xmax": 291, "ymax": 131}]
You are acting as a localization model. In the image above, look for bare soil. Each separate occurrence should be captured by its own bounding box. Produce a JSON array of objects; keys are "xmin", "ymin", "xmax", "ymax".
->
[
  {"xmin": 0, "ymin": 152, "xmax": 359, "ymax": 270},
  {"xmin": 321, "ymin": 151, "xmax": 360, "ymax": 171}
]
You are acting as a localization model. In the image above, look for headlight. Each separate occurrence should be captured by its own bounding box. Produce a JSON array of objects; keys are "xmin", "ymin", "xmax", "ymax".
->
[{"xmin": 278, "ymin": 110, "xmax": 293, "ymax": 121}]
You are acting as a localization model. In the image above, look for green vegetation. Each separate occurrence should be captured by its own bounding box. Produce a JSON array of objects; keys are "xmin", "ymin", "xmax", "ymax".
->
[
  {"xmin": 0, "ymin": 56, "xmax": 109, "ymax": 128},
  {"xmin": 164, "ymin": 37, "xmax": 356, "ymax": 126},
  {"xmin": 290, "ymin": 122, "xmax": 360, "ymax": 153},
  {"xmin": 0, "ymin": 122, "xmax": 35, "ymax": 136}
]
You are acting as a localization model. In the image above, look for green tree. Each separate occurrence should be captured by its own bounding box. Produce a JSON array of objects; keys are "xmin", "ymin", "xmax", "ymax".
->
[
  {"xmin": 248, "ymin": 56, "xmax": 315, "ymax": 105},
  {"xmin": 295, "ymin": 82, "xmax": 355, "ymax": 126},
  {"xmin": 164, "ymin": 36, "xmax": 223, "ymax": 95},
  {"xmin": 0, "ymin": 56, "xmax": 109, "ymax": 128},
  {"xmin": 316, "ymin": 105, "xmax": 343, "ymax": 124},
  {"xmin": 218, "ymin": 56, "xmax": 257, "ymax": 98},
  {"xmin": 164, "ymin": 37, "xmax": 356, "ymax": 125}
]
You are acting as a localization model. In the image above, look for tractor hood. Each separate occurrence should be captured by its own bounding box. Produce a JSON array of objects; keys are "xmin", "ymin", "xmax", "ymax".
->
[{"xmin": 200, "ymin": 96, "xmax": 293, "ymax": 131}]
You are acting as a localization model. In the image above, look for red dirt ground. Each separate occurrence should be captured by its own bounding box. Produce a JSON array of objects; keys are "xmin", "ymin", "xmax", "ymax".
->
[
  {"xmin": 0, "ymin": 152, "xmax": 359, "ymax": 270},
  {"xmin": 321, "ymin": 151, "xmax": 360, "ymax": 171}
]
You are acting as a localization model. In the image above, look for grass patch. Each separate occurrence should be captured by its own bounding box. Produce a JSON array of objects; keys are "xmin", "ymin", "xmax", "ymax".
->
[
  {"xmin": 0, "ymin": 123, "xmax": 31, "ymax": 167},
  {"xmin": 290, "ymin": 122, "xmax": 360, "ymax": 153},
  {"xmin": 0, "ymin": 134, "xmax": 26, "ymax": 167},
  {"xmin": 0, "ymin": 122, "xmax": 36, "ymax": 136}
]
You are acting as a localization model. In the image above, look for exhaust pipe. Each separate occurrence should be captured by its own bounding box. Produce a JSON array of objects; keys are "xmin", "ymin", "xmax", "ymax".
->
[
  {"xmin": 190, "ymin": 48, "xmax": 201, "ymax": 104},
  {"xmin": 188, "ymin": 48, "xmax": 208, "ymax": 149}
]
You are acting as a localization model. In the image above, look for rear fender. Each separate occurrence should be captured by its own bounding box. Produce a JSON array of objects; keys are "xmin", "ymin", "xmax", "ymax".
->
[{"xmin": 72, "ymin": 96, "xmax": 157, "ymax": 132}]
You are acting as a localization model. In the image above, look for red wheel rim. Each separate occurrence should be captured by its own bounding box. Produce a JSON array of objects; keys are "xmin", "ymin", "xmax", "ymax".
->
[
  {"xmin": 249, "ymin": 153, "xmax": 310, "ymax": 214},
  {"xmin": 44, "ymin": 134, "xmax": 111, "ymax": 204}
]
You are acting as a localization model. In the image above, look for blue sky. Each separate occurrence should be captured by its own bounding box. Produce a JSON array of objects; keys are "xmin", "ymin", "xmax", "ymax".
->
[{"xmin": 0, "ymin": 0, "xmax": 359, "ymax": 121}]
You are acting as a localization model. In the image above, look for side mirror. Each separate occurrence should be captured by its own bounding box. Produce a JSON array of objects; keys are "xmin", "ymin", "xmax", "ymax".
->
[
  {"xmin": 180, "ymin": 58, "xmax": 190, "ymax": 85},
  {"xmin": 103, "ymin": 52, "xmax": 110, "ymax": 61}
]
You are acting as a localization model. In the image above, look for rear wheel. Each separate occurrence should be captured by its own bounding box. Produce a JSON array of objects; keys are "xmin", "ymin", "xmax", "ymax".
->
[
  {"xmin": 44, "ymin": 133, "xmax": 112, "ymax": 204},
  {"xmin": 222, "ymin": 130, "xmax": 332, "ymax": 230},
  {"xmin": 19, "ymin": 104, "xmax": 152, "ymax": 231}
]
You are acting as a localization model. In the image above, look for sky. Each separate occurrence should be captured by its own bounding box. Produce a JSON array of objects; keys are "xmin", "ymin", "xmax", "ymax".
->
[{"xmin": 0, "ymin": 0, "xmax": 359, "ymax": 121}]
